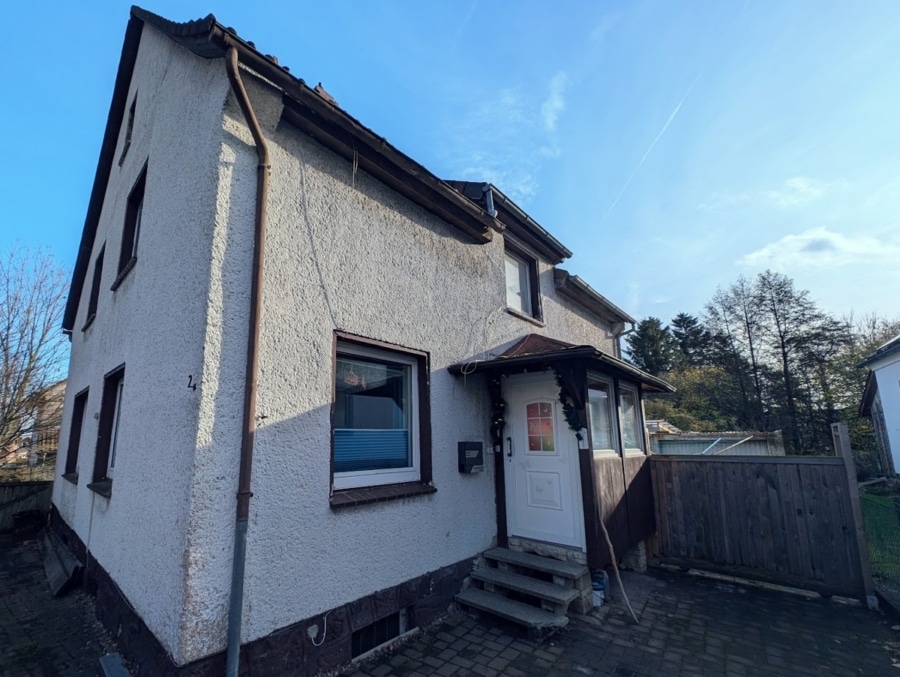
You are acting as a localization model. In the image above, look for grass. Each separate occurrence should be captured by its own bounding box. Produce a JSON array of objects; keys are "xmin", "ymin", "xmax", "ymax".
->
[{"xmin": 860, "ymin": 490, "xmax": 900, "ymax": 607}]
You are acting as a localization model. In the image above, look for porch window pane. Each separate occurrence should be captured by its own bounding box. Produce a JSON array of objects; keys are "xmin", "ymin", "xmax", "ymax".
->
[
  {"xmin": 588, "ymin": 384, "xmax": 615, "ymax": 453},
  {"xmin": 620, "ymin": 389, "xmax": 641, "ymax": 451}
]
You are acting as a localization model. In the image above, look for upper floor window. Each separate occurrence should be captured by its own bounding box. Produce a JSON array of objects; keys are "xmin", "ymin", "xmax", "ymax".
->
[
  {"xmin": 504, "ymin": 247, "xmax": 541, "ymax": 321},
  {"xmin": 118, "ymin": 94, "xmax": 137, "ymax": 166},
  {"xmin": 83, "ymin": 245, "xmax": 105, "ymax": 331},
  {"xmin": 113, "ymin": 164, "xmax": 146, "ymax": 289}
]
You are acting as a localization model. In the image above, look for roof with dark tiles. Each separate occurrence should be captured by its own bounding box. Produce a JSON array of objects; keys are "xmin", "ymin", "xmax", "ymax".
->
[{"xmin": 452, "ymin": 333, "xmax": 675, "ymax": 393}]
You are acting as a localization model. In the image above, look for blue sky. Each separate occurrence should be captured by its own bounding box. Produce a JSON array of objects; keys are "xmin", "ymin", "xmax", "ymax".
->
[{"xmin": 3, "ymin": 1, "xmax": 899, "ymax": 326}]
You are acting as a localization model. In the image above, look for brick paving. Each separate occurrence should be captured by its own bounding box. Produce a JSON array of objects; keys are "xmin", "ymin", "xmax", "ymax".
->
[
  {"xmin": 0, "ymin": 532, "xmax": 116, "ymax": 677},
  {"xmin": 2, "ymin": 530, "xmax": 900, "ymax": 676},
  {"xmin": 342, "ymin": 570, "xmax": 900, "ymax": 677}
]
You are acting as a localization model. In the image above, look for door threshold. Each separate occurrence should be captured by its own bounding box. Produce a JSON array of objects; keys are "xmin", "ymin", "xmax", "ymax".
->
[{"xmin": 508, "ymin": 536, "xmax": 587, "ymax": 566}]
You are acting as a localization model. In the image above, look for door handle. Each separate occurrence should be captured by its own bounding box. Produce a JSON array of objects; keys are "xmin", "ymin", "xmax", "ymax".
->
[{"xmin": 506, "ymin": 436, "xmax": 513, "ymax": 458}]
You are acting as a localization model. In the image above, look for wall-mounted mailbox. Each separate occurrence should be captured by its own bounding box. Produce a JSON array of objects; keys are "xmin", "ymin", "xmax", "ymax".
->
[{"xmin": 458, "ymin": 442, "xmax": 484, "ymax": 474}]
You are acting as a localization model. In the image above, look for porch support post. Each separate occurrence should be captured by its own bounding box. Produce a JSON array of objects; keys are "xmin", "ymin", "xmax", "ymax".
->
[
  {"xmin": 487, "ymin": 374, "xmax": 508, "ymax": 547},
  {"xmin": 555, "ymin": 361, "xmax": 604, "ymax": 569}
]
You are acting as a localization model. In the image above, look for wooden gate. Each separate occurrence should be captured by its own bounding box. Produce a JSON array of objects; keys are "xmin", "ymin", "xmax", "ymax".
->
[{"xmin": 650, "ymin": 453, "xmax": 873, "ymax": 598}]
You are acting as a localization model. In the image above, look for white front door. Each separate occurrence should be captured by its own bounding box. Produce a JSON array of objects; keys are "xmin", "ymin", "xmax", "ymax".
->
[{"xmin": 504, "ymin": 373, "xmax": 585, "ymax": 550}]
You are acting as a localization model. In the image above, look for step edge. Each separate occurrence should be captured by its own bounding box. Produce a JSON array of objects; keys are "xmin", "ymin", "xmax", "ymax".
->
[
  {"xmin": 471, "ymin": 569, "xmax": 579, "ymax": 603},
  {"xmin": 455, "ymin": 589, "xmax": 569, "ymax": 628},
  {"xmin": 484, "ymin": 547, "xmax": 588, "ymax": 578}
]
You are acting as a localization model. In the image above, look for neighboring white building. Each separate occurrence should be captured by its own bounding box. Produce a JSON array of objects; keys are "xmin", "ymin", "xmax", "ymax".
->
[
  {"xmin": 859, "ymin": 334, "xmax": 900, "ymax": 477},
  {"xmin": 51, "ymin": 8, "xmax": 670, "ymax": 675}
]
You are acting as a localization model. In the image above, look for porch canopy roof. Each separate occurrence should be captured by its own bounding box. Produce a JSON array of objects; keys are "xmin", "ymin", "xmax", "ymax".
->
[{"xmin": 449, "ymin": 334, "xmax": 675, "ymax": 393}]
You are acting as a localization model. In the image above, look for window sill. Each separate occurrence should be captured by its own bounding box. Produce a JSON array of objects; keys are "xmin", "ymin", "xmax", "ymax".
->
[
  {"xmin": 591, "ymin": 450, "xmax": 620, "ymax": 458},
  {"xmin": 110, "ymin": 257, "xmax": 137, "ymax": 291},
  {"xmin": 504, "ymin": 307, "xmax": 545, "ymax": 327},
  {"xmin": 81, "ymin": 313, "xmax": 97, "ymax": 332},
  {"xmin": 87, "ymin": 479, "xmax": 112, "ymax": 498},
  {"xmin": 61, "ymin": 472, "xmax": 79, "ymax": 485},
  {"xmin": 330, "ymin": 481, "xmax": 436, "ymax": 509}
]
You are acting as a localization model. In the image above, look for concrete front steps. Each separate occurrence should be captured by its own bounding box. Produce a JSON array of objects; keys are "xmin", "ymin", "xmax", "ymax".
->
[{"xmin": 455, "ymin": 547, "xmax": 591, "ymax": 633}]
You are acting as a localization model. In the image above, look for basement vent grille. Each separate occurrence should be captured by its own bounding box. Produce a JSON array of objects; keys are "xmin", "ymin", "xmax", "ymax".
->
[{"xmin": 351, "ymin": 607, "xmax": 410, "ymax": 658}]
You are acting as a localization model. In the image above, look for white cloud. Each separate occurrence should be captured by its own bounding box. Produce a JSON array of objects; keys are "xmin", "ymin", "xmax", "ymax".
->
[
  {"xmin": 698, "ymin": 177, "xmax": 840, "ymax": 213},
  {"xmin": 765, "ymin": 176, "xmax": 828, "ymax": 208},
  {"xmin": 697, "ymin": 191, "xmax": 751, "ymax": 212},
  {"xmin": 441, "ymin": 72, "xmax": 571, "ymax": 204},
  {"xmin": 541, "ymin": 72, "xmax": 569, "ymax": 132},
  {"xmin": 740, "ymin": 226, "xmax": 900, "ymax": 270}
]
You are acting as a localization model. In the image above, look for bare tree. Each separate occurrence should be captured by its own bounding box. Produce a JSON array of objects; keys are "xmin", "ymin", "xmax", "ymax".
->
[{"xmin": 0, "ymin": 245, "xmax": 69, "ymax": 459}]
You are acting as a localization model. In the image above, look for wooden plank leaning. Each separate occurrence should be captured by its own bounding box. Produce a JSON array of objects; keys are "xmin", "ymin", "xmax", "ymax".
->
[{"xmin": 832, "ymin": 421, "xmax": 879, "ymax": 610}]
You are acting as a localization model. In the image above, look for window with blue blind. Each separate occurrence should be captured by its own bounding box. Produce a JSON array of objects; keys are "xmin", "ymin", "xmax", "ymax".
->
[{"xmin": 333, "ymin": 340, "xmax": 421, "ymax": 489}]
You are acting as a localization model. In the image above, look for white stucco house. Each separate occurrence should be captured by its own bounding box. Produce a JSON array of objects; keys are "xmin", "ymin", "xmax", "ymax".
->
[
  {"xmin": 859, "ymin": 334, "xmax": 900, "ymax": 477},
  {"xmin": 51, "ymin": 8, "xmax": 671, "ymax": 676}
]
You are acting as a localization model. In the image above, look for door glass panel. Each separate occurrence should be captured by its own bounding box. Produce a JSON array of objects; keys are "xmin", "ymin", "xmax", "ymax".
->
[{"xmin": 526, "ymin": 401, "xmax": 555, "ymax": 452}]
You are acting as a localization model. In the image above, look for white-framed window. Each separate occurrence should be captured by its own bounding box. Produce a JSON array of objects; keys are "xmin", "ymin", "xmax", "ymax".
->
[
  {"xmin": 333, "ymin": 340, "xmax": 421, "ymax": 490},
  {"xmin": 588, "ymin": 378, "xmax": 619, "ymax": 455},
  {"xmin": 618, "ymin": 384, "xmax": 644, "ymax": 455},
  {"xmin": 505, "ymin": 250, "xmax": 533, "ymax": 317}
]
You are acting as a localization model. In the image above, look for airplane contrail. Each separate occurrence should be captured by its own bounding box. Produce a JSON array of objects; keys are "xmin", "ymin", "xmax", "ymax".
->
[{"xmin": 599, "ymin": 73, "xmax": 702, "ymax": 225}]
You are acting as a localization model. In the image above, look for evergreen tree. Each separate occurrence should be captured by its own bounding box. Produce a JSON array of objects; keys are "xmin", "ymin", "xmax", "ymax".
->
[
  {"xmin": 670, "ymin": 312, "xmax": 714, "ymax": 367},
  {"xmin": 625, "ymin": 317, "xmax": 675, "ymax": 376}
]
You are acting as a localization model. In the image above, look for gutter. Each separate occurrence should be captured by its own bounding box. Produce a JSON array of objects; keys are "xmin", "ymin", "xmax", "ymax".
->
[
  {"xmin": 553, "ymin": 269, "xmax": 635, "ymax": 325},
  {"xmin": 223, "ymin": 44, "xmax": 270, "ymax": 677},
  {"xmin": 488, "ymin": 186, "xmax": 571, "ymax": 262}
]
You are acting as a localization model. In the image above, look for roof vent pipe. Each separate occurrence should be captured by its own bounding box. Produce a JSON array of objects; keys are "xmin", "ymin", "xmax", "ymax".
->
[{"xmin": 482, "ymin": 184, "xmax": 498, "ymax": 218}]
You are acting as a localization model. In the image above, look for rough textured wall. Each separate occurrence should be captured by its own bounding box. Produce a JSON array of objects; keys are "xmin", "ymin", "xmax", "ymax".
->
[
  {"xmin": 177, "ymin": 69, "xmax": 619, "ymax": 662},
  {"xmin": 51, "ymin": 27, "xmax": 231, "ymax": 665},
  {"xmin": 533, "ymin": 265, "xmax": 617, "ymax": 353}
]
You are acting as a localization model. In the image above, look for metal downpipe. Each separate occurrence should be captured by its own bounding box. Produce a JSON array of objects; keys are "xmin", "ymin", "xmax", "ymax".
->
[{"xmin": 224, "ymin": 45, "xmax": 271, "ymax": 677}]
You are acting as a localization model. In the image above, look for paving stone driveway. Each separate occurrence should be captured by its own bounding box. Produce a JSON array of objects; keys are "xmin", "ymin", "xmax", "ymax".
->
[
  {"xmin": 0, "ymin": 533, "xmax": 115, "ymax": 677},
  {"xmin": 2, "ymin": 531, "xmax": 900, "ymax": 676},
  {"xmin": 342, "ymin": 570, "xmax": 900, "ymax": 677}
]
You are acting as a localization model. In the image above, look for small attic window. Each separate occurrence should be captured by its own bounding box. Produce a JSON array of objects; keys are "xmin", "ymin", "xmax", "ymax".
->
[
  {"xmin": 118, "ymin": 94, "xmax": 137, "ymax": 167},
  {"xmin": 504, "ymin": 243, "xmax": 542, "ymax": 322}
]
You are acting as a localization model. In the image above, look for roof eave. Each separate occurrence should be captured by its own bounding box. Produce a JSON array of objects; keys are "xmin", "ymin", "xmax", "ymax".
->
[
  {"xmin": 444, "ymin": 181, "xmax": 572, "ymax": 264},
  {"xmin": 63, "ymin": 14, "xmax": 146, "ymax": 332},
  {"xmin": 857, "ymin": 335, "xmax": 900, "ymax": 369},
  {"xmin": 449, "ymin": 346, "xmax": 674, "ymax": 393},
  {"xmin": 63, "ymin": 7, "xmax": 497, "ymax": 331},
  {"xmin": 553, "ymin": 269, "xmax": 635, "ymax": 326}
]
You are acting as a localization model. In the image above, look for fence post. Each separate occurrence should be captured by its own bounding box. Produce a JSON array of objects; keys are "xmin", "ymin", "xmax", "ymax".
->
[{"xmin": 832, "ymin": 422, "xmax": 879, "ymax": 610}]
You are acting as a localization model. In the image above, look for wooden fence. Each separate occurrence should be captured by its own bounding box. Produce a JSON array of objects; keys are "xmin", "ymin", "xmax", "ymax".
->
[
  {"xmin": 650, "ymin": 452, "xmax": 873, "ymax": 599},
  {"xmin": 0, "ymin": 481, "xmax": 52, "ymax": 532}
]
